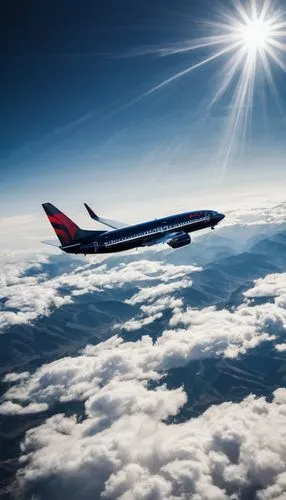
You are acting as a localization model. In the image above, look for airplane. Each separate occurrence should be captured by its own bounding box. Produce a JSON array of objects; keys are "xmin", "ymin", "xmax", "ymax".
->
[{"xmin": 42, "ymin": 203, "xmax": 225, "ymax": 255}]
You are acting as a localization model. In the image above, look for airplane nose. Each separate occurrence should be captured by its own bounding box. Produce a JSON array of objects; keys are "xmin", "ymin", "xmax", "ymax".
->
[{"xmin": 218, "ymin": 213, "xmax": 225, "ymax": 222}]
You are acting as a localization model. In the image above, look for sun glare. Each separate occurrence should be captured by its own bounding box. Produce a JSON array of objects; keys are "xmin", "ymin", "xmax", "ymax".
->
[
  {"xmin": 139, "ymin": 0, "xmax": 286, "ymax": 176},
  {"xmin": 241, "ymin": 19, "xmax": 270, "ymax": 50}
]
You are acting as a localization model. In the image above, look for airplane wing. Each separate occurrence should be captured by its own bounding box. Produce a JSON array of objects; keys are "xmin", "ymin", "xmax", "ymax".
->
[
  {"xmin": 143, "ymin": 231, "xmax": 186, "ymax": 247},
  {"xmin": 84, "ymin": 203, "xmax": 127, "ymax": 230}
]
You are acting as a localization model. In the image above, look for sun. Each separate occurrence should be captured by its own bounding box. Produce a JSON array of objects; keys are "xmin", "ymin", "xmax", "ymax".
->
[
  {"xmin": 240, "ymin": 19, "xmax": 271, "ymax": 50},
  {"xmin": 138, "ymin": 0, "xmax": 286, "ymax": 175}
]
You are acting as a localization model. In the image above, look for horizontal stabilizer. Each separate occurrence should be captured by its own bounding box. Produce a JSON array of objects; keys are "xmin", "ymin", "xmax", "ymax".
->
[
  {"xmin": 84, "ymin": 203, "xmax": 127, "ymax": 230},
  {"xmin": 41, "ymin": 239, "xmax": 61, "ymax": 248}
]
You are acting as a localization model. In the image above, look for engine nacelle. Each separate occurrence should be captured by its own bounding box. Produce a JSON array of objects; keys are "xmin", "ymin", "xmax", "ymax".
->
[{"xmin": 168, "ymin": 233, "xmax": 191, "ymax": 249}]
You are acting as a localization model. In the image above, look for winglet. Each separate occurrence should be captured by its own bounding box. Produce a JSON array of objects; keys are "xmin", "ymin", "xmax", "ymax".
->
[
  {"xmin": 84, "ymin": 203, "xmax": 98, "ymax": 221},
  {"xmin": 84, "ymin": 203, "xmax": 127, "ymax": 230}
]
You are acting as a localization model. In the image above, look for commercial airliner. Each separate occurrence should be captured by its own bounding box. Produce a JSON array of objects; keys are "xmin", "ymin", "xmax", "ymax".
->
[{"xmin": 42, "ymin": 203, "xmax": 225, "ymax": 255}]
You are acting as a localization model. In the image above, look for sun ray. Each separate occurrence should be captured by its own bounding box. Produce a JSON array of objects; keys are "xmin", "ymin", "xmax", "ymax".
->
[
  {"xmin": 264, "ymin": 44, "xmax": 286, "ymax": 70},
  {"xmin": 210, "ymin": 47, "xmax": 246, "ymax": 107},
  {"xmin": 193, "ymin": 0, "xmax": 286, "ymax": 175},
  {"xmin": 219, "ymin": 47, "xmax": 257, "ymax": 177},
  {"xmin": 125, "ymin": 0, "xmax": 286, "ymax": 175},
  {"xmin": 267, "ymin": 38, "xmax": 286, "ymax": 52},
  {"xmin": 139, "ymin": 41, "xmax": 243, "ymax": 99},
  {"xmin": 159, "ymin": 36, "xmax": 234, "ymax": 57},
  {"xmin": 259, "ymin": 0, "xmax": 269, "ymax": 23},
  {"xmin": 234, "ymin": 0, "xmax": 252, "ymax": 25},
  {"xmin": 259, "ymin": 48, "xmax": 276, "ymax": 92},
  {"xmin": 259, "ymin": 47, "xmax": 286, "ymax": 123},
  {"xmin": 250, "ymin": 0, "xmax": 259, "ymax": 21}
]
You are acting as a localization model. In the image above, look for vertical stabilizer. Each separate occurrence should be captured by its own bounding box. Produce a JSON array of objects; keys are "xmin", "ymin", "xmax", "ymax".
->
[{"xmin": 42, "ymin": 203, "xmax": 81, "ymax": 246}]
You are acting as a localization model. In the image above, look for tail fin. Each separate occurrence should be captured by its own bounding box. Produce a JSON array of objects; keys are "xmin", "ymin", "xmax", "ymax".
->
[{"xmin": 42, "ymin": 203, "xmax": 81, "ymax": 246}]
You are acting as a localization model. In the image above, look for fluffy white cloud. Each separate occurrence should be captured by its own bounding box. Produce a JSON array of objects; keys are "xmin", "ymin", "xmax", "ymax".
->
[
  {"xmin": 140, "ymin": 297, "xmax": 183, "ymax": 315},
  {"xmin": 275, "ymin": 344, "xmax": 286, "ymax": 352},
  {"xmin": 225, "ymin": 201, "xmax": 286, "ymax": 227},
  {"xmin": 118, "ymin": 285, "xmax": 186, "ymax": 331},
  {"xmin": 120, "ymin": 296, "xmax": 183, "ymax": 333},
  {"xmin": 241, "ymin": 274, "xmax": 286, "ymax": 354},
  {"xmin": 0, "ymin": 253, "xmax": 73, "ymax": 329},
  {"xmin": 0, "ymin": 257, "xmax": 199, "ymax": 331},
  {"xmin": 244, "ymin": 273, "xmax": 286, "ymax": 299},
  {"xmin": 0, "ymin": 401, "xmax": 48, "ymax": 415},
  {"xmin": 117, "ymin": 270, "xmax": 286, "ymax": 356},
  {"xmin": 1, "ymin": 272, "xmax": 285, "ymax": 499},
  {"xmin": 3, "ymin": 272, "xmax": 285, "ymax": 414},
  {"xmin": 0, "ymin": 267, "xmax": 72, "ymax": 330},
  {"xmin": 59, "ymin": 261, "xmax": 199, "ymax": 295},
  {"xmin": 126, "ymin": 279, "xmax": 191, "ymax": 306},
  {"xmin": 15, "ymin": 387, "xmax": 286, "ymax": 500},
  {"xmin": 3, "ymin": 372, "xmax": 30, "ymax": 382},
  {"xmin": 118, "ymin": 313, "xmax": 163, "ymax": 332},
  {"xmin": 167, "ymin": 302, "xmax": 281, "ymax": 360}
]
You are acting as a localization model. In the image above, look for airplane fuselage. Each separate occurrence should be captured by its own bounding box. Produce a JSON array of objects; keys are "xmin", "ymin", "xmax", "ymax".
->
[{"xmin": 63, "ymin": 210, "xmax": 225, "ymax": 255}]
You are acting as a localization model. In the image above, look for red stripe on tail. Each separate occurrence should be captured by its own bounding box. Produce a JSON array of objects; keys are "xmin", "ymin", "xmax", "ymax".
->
[{"xmin": 48, "ymin": 213, "xmax": 77, "ymax": 240}]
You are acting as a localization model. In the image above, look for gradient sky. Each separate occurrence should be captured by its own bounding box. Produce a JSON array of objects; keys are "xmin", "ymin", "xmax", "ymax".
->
[{"xmin": 1, "ymin": 0, "xmax": 286, "ymax": 222}]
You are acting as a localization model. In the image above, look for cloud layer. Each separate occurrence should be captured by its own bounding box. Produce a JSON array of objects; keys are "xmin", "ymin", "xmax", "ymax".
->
[
  {"xmin": 13, "ymin": 385, "xmax": 286, "ymax": 499},
  {"xmin": 1, "ymin": 205, "xmax": 286, "ymax": 499},
  {"xmin": 1, "ymin": 271, "xmax": 285, "ymax": 414},
  {"xmin": 116, "ymin": 271, "xmax": 286, "ymax": 358},
  {"xmin": 0, "ymin": 256, "xmax": 199, "ymax": 331},
  {"xmin": 0, "ymin": 271, "xmax": 284, "ymax": 498}
]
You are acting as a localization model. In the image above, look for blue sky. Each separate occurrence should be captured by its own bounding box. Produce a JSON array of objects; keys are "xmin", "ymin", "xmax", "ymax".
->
[{"xmin": 1, "ymin": 0, "xmax": 286, "ymax": 220}]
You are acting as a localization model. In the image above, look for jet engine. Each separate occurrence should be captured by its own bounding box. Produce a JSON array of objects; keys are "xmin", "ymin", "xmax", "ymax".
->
[{"xmin": 168, "ymin": 232, "xmax": 191, "ymax": 249}]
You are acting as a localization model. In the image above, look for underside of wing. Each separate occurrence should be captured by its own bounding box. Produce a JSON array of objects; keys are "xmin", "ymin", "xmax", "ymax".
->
[{"xmin": 84, "ymin": 203, "xmax": 127, "ymax": 230}]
